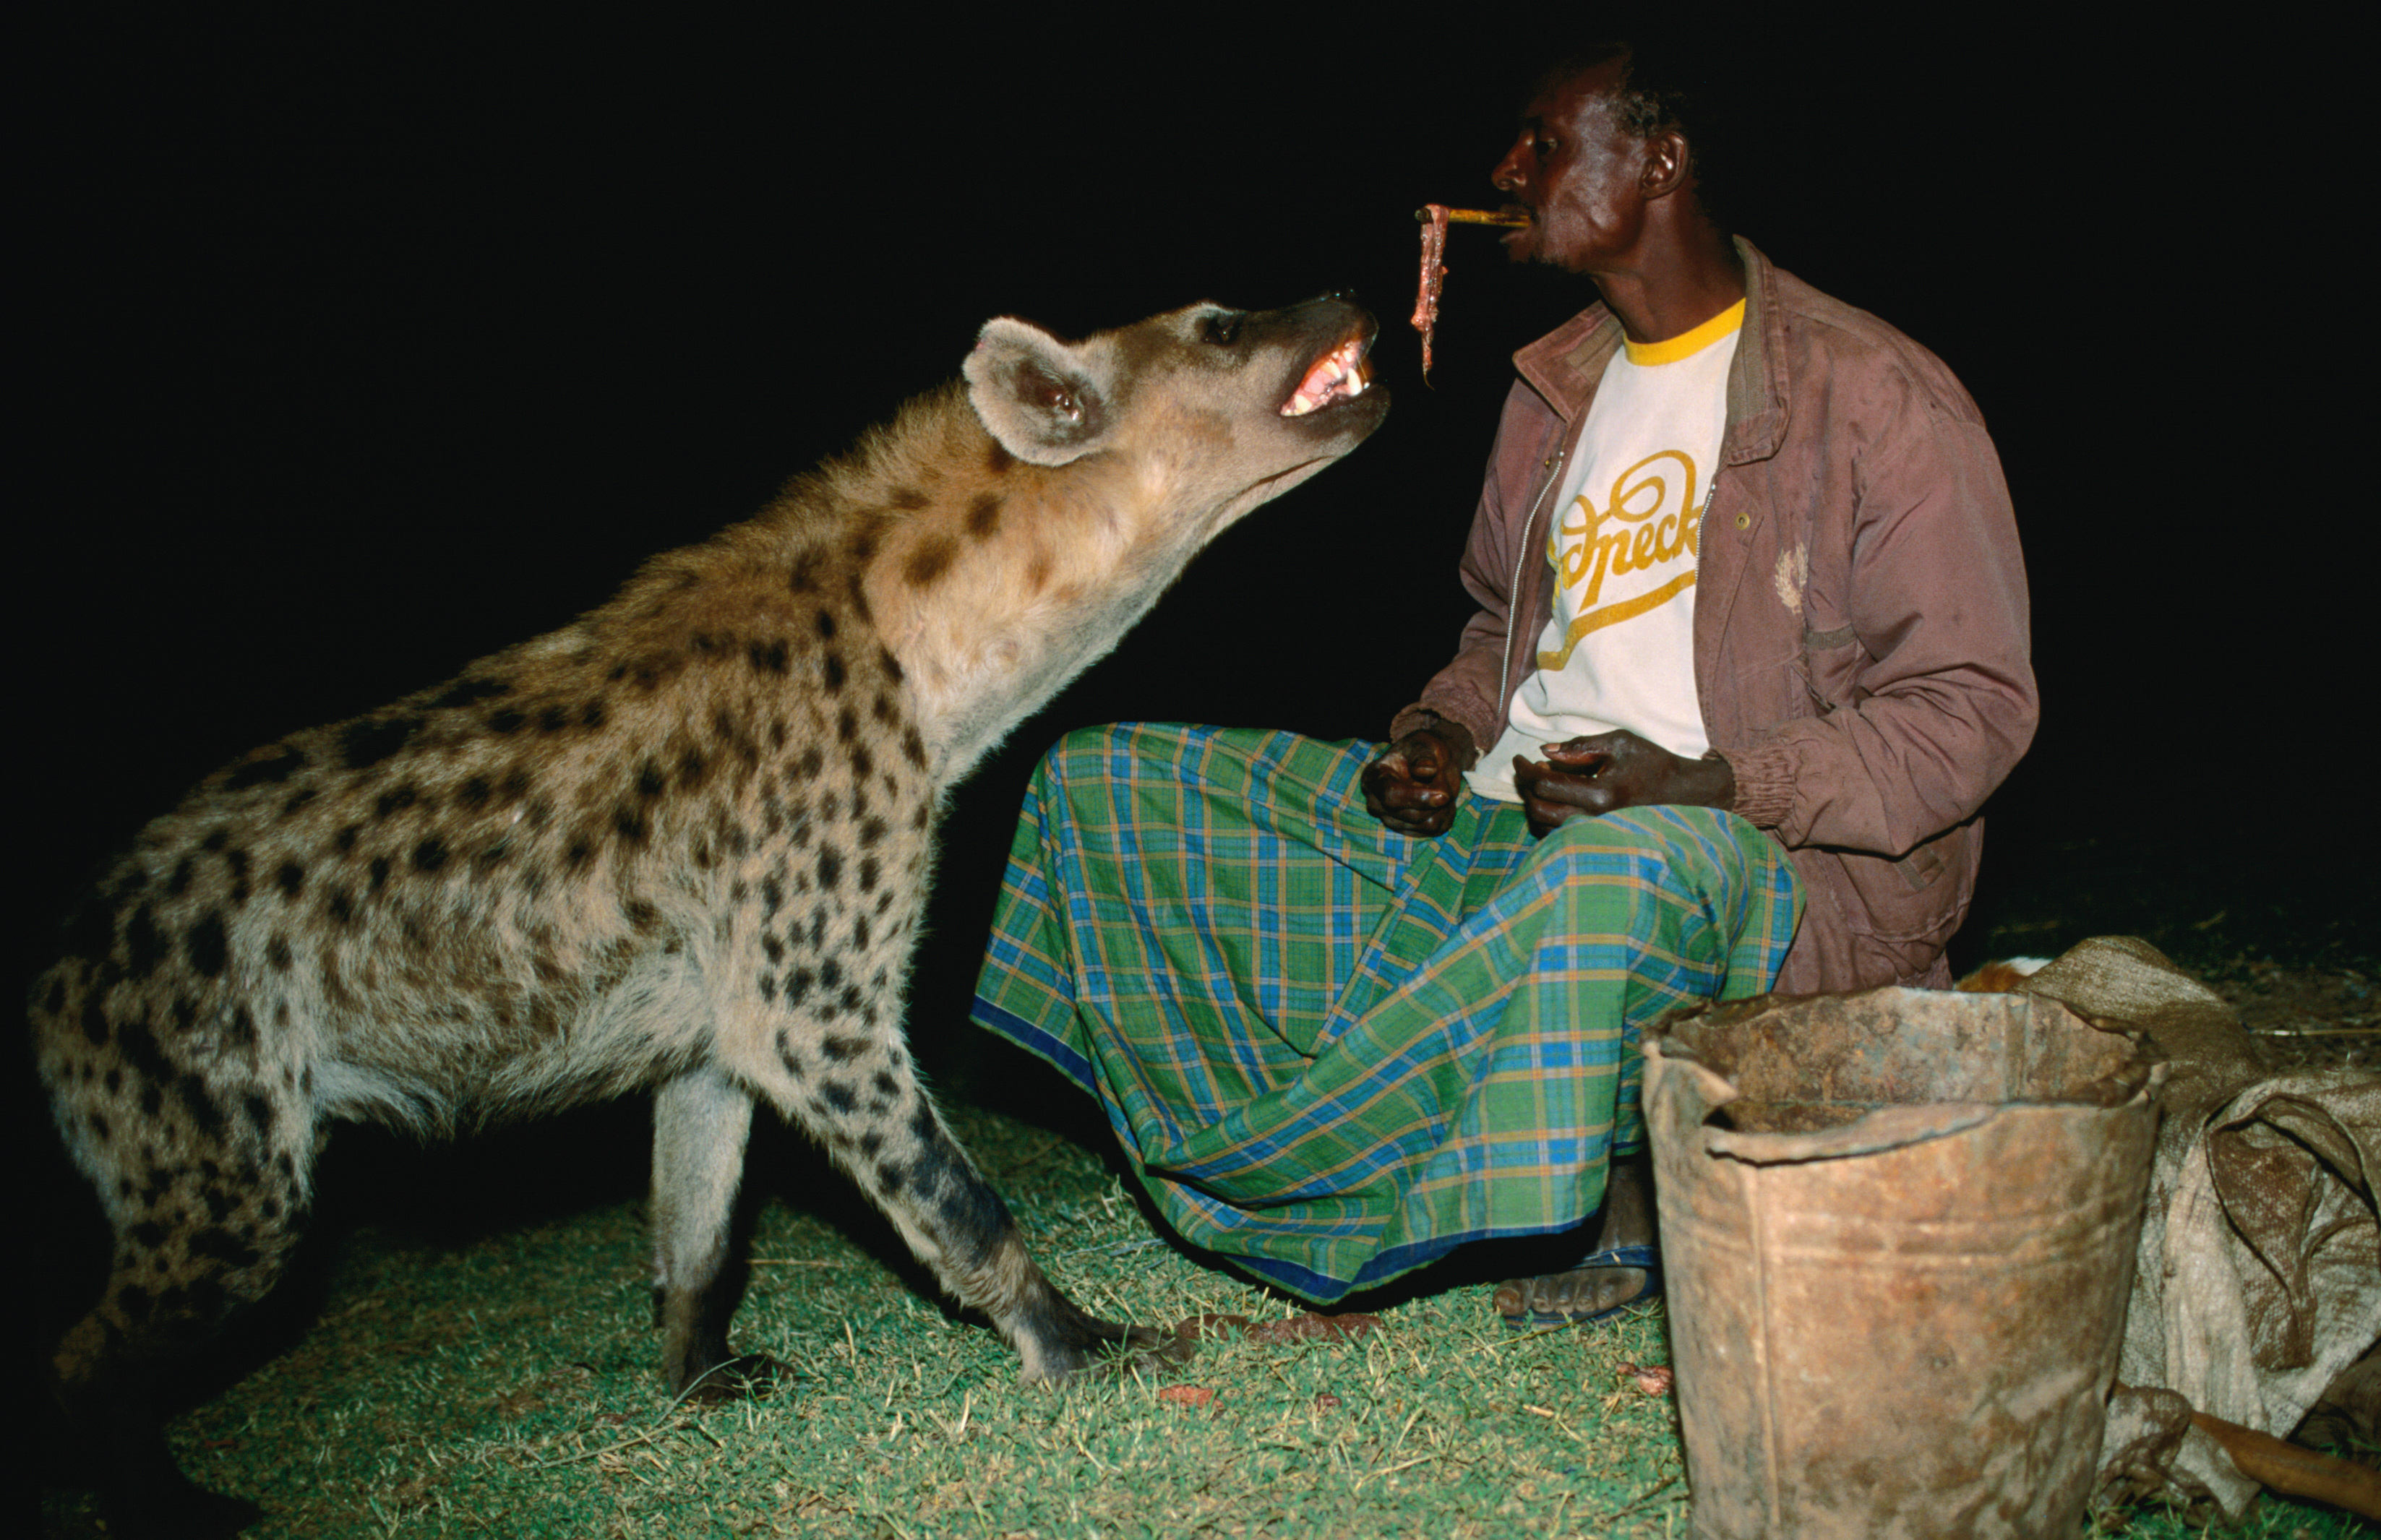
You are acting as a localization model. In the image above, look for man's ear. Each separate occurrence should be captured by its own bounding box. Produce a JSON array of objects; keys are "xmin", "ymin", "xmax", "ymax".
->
[
  {"xmin": 963, "ymin": 318, "xmax": 1112, "ymax": 466},
  {"xmin": 1640, "ymin": 129, "xmax": 1692, "ymax": 200}
]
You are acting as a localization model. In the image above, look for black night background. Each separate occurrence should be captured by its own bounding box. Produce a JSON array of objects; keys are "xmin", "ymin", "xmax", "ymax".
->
[
  {"xmin": 13, "ymin": 14, "xmax": 2372, "ymax": 1508},
  {"xmin": 21, "ymin": 16, "xmax": 2367, "ymax": 978}
]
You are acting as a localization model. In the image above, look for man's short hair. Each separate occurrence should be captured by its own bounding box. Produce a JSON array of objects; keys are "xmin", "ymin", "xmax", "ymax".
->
[{"xmin": 1531, "ymin": 36, "xmax": 1731, "ymax": 233}]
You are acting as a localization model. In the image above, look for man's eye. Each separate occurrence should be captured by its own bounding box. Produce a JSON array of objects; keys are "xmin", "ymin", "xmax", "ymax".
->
[{"xmin": 1202, "ymin": 313, "xmax": 1243, "ymax": 345}]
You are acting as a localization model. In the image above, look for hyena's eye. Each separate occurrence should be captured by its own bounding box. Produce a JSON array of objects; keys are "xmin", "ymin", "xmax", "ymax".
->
[{"xmin": 1200, "ymin": 311, "xmax": 1244, "ymax": 346}]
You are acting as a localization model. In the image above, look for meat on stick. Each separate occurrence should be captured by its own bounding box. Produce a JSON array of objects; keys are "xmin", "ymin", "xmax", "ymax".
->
[{"xmin": 1412, "ymin": 205, "xmax": 1529, "ymax": 384}]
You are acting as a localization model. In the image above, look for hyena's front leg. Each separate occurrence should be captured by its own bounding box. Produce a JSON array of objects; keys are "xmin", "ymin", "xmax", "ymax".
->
[
  {"xmin": 891, "ymin": 1081, "xmax": 1172, "ymax": 1380},
  {"xmin": 651, "ymin": 1062, "xmax": 785, "ymax": 1399},
  {"xmin": 745, "ymin": 1011, "xmax": 1166, "ymax": 1381}
]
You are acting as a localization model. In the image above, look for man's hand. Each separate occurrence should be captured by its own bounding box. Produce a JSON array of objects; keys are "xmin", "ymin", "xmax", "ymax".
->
[
  {"xmin": 1363, "ymin": 719, "xmax": 1480, "ymax": 837},
  {"xmin": 1511, "ymin": 730, "xmax": 1735, "ymax": 838}
]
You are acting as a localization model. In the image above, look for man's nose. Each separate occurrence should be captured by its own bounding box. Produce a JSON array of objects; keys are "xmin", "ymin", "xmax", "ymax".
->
[{"xmin": 1490, "ymin": 146, "xmax": 1525, "ymax": 194}]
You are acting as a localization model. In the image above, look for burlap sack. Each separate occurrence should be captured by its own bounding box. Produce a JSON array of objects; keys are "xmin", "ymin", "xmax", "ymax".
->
[{"xmin": 2010, "ymin": 937, "xmax": 2378, "ymax": 1519}]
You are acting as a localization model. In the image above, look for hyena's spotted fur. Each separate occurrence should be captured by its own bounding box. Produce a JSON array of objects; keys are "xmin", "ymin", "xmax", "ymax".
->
[{"xmin": 33, "ymin": 296, "xmax": 1386, "ymax": 1534}]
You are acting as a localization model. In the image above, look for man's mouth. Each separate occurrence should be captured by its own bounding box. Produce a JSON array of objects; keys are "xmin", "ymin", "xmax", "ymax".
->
[{"xmin": 1280, "ymin": 335, "xmax": 1377, "ymax": 417}]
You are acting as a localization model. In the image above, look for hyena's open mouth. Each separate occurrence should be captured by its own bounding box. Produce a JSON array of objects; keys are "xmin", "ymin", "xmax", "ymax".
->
[{"xmin": 1279, "ymin": 331, "xmax": 1377, "ymax": 417}]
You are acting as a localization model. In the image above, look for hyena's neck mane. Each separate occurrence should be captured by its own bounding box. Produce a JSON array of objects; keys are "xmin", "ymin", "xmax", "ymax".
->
[{"xmin": 627, "ymin": 382, "xmax": 1190, "ymax": 783}]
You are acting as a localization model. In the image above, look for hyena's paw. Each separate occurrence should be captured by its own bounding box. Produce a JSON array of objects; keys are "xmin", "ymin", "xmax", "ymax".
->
[
  {"xmin": 1017, "ymin": 1298, "xmax": 1187, "ymax": 1383},
  {"xmin": 674, "ymin": 1352, "xmax": 794, "ymax": 1406}
]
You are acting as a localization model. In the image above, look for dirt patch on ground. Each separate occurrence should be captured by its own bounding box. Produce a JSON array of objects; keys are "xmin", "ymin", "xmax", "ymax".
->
[{"xmin": 2208, "ymin": 963, "xmax": 2378, "ymax": 1075}]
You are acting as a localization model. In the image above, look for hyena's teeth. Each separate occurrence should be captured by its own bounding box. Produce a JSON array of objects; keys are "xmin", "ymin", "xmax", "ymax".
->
[{"xmin": 1280, "ymin": 340, "xmax": 1368, "ymax": 418}]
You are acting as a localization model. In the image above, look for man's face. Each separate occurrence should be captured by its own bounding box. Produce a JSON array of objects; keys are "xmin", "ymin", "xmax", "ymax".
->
[{"xmin": 1490, "ymin": 62, "xmax": 1657, "ymax": 274}]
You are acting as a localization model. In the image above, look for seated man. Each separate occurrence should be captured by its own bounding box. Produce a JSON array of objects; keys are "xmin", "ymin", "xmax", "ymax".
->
[{"xmin": 967, "ymin": 40, "xmax": 2035, "ymax": 1327}]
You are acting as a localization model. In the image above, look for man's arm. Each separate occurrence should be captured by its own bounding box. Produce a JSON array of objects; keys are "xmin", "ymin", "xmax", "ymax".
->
[
  {"xmin": 1720, "ymin": 412, "xmax": 2035, "ymax": 856},
  {"xmin": 1506, "ymin": 387, "xmax": 2032, "ymax": 853}
]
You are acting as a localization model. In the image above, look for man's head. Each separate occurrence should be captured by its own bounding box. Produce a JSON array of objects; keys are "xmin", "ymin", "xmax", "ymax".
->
[
  {"xmin": 1490, "ymin": 39, "xmax": 1727, "ymax": 277},
  {"xmin": 1524, "ymin": 40, "xmax": 1709, "ymax": 167}
]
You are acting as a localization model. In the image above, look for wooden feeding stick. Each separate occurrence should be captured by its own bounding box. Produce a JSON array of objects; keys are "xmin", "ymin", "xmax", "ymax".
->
[{"xmin": 1412, "ymin": 207, "xmax": 1531, "ymax": 227}]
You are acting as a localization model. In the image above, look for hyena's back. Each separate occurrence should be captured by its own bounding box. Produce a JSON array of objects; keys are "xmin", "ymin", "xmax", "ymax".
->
[
  {"xmin": 43, "ymin": 559, "xmax": 897, "ymax": 1128},
  {"xmin": 33, "ymin": 293, "xmax": 1386, "ymax": 1536}
]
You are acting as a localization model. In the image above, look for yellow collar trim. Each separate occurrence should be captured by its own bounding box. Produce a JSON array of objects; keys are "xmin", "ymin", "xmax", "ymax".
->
[{"xmin": 1623, "ymin": 298, "xmax": 1746, "ymax": 366}]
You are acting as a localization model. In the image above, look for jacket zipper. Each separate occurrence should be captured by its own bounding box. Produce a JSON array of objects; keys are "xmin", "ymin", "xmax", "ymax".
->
[{"xmin": 1497, "ymin": 446, "xmax": 1569, "ymax": 722}]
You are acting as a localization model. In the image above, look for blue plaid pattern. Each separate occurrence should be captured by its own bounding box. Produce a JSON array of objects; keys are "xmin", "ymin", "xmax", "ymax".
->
[{"xmin": 971, "ymin": 723, "xmax": 1801, "ymax": 1302}]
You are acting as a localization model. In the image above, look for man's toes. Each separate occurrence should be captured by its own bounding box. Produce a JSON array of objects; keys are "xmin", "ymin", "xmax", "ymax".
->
[
  {"xmin": 1493, "ymin": 1275, "xmax": 1574, "ymax": 1322},
  {"xmin": 1536, "ymin": 1272, "xmax": 1592, "ymax": 1318},
  {"xmin": 1493, "ymin": 1265, "xmax": 1650, "ymax": 1327},
  {"xmin": 1563, "ymin": 1265, "xmax": 1649, "ymax": 1317}
]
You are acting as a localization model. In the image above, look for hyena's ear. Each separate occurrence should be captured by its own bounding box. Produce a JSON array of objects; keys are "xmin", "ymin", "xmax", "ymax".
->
[{"xmin": 963, "ymin": 318, "xmax": 1114, "ymax": 467}]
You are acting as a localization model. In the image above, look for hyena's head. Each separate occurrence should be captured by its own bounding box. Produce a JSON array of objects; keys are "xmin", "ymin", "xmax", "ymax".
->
[
  {"xmin": 874, "ymin": 296, "xmax": 1389, "ymax": 773},
  {"xmin": 962, "ymin": 294, "xmax": 1389, "ymax": 527}
]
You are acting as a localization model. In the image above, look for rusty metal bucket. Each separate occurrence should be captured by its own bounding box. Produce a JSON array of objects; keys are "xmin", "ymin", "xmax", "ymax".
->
[{"xmin": 1644, "ymin": 987, "xmax": 2166, "ymax": 1539}]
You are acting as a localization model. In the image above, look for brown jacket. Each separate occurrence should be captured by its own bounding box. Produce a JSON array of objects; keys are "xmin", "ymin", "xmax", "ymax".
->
[{"xmin": 1394, "ymin": 239, "xmax": 2035, "ymax": 991}]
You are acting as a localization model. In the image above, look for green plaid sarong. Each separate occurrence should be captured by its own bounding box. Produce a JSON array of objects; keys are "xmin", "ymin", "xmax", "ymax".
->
[{"xmin": 970, "ymin": 723, "xmax": 1801, "ymax": 1303}]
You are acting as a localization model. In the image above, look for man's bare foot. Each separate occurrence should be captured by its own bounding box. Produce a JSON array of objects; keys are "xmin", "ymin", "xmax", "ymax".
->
[{"xmin": 1493, "ymin": 1151, "xmax": 1660, "ymax": 1327}]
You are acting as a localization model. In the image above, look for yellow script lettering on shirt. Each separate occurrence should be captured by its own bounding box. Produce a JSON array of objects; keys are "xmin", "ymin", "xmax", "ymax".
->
[{"xmin": 1540, "ymin": 450, "xmax": 1704, "ymax": 669}]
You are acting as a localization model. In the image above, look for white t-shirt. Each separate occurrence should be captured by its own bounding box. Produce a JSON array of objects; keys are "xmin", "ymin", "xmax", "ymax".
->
[{"xmin": 1469, "ymin": 300, "xmax": 1743, "ymax": 801}]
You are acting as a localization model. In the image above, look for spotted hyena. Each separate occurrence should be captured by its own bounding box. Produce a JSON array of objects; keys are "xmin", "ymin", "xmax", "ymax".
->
[{"xmin": 33, "ymin": 295, "xmax": 1386, "ymax": 1534}]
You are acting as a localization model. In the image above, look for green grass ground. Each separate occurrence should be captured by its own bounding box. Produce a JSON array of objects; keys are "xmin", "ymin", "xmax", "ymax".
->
[
  {"xmin": 32, "ymin": 803, "xmax": 2376, "ymax": 1538},
  {"xmin": 37, "ymin": 1080, "xmax": 2372, "ymax": 1539}
]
